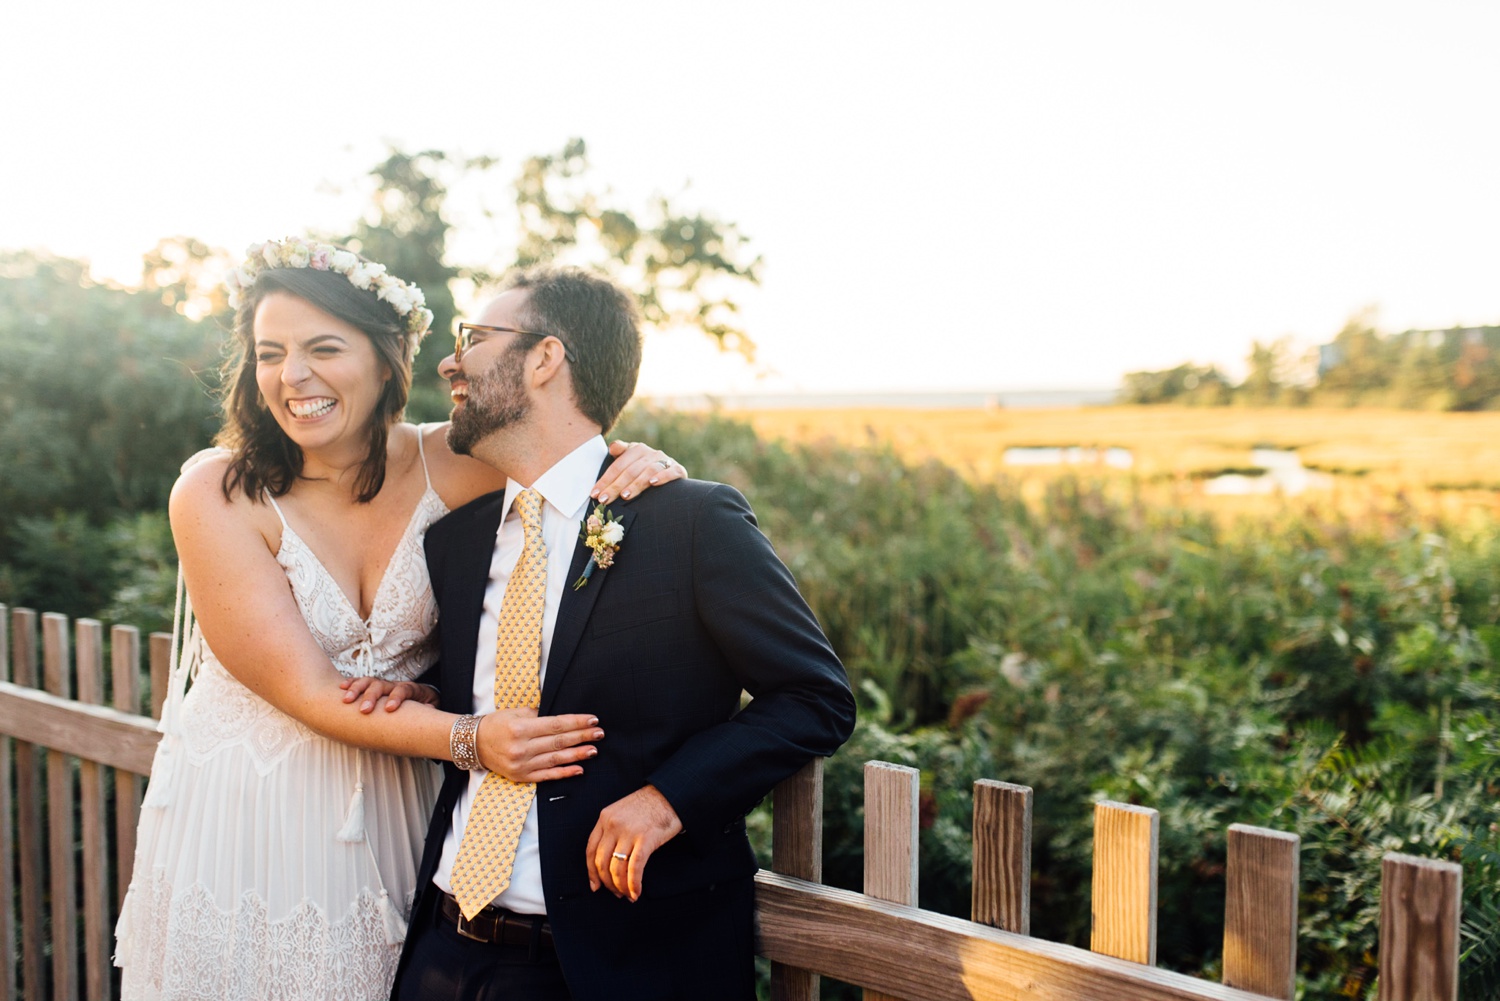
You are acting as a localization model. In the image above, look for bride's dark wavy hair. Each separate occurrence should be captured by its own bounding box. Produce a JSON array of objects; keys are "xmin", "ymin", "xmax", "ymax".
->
[{"xmin": 215, "ymin": 264, "xmax": 417, "ymax": 504}]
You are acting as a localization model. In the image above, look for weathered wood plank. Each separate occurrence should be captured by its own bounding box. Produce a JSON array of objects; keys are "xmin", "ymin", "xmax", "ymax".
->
[
  {"xmin": 0, "ymin": 681, "xmax": 162, "ymax": 775},
  {"xmin": 149, "ymin": 632, "xmax": 172, "ymax": 720},
  {"xmin": 1091, "ymin": 801, "xmax": 1159, "ymax": 965},
  {"xmin": 76, "ymin": 620, "xmax": 112, "ymax": 1001},
  {"xmin": 1378, "ymin": 853, "xmax": 1461, "ymax": 1001},
  {"xmin": 11, "ymin": 609, "xmax": 45, "ymax": 1000},
  {"xmin": 0, "ymin": 605, "xmax": 12, "ymax": 1001},
  {"xmin": 770, "ymin": 758, "xmax": 824, "ymax": 1001},
  {"xmin": 754, "ymin": 872, "xmax": 1275, "ymax": 1001},
  {"xmin": 864, "ymin": 761, "xmax": 919, "ymax": 1001},
  {"xmin": 113, "ymin": 624, "xmax": 144, "ymax": 906},
  {"xmin": 1223, "ymin": 824, "xmax": 1298, "ymax": 999},
  {"xmin": 972, "ymin": 779, "xmax": 1032, "ymax": 934},
  {"xmin": 43, "ymin": 613, "xmax": 80, "ymax": 1001}
]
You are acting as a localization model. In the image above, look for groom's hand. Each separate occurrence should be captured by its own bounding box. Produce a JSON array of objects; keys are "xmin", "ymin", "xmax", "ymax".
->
[
  {"xmin": 585, "ymin": 785, "xmax": 683, "ymax": 901},
  {"xmin": 476, "ymin": 709, "xmax": 603, "ymax": 783}
]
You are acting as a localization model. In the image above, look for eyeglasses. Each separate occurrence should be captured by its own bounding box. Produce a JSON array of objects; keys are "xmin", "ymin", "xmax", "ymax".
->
[{"xmin": 453, "ymin": 322, "xmax": 576, "ymax": 365}]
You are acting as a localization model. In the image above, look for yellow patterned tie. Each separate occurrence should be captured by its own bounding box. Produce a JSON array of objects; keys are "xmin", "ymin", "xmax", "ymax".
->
[{"xmin": 451, "ymin": 488, "xmax": 548, "ymax": 920}]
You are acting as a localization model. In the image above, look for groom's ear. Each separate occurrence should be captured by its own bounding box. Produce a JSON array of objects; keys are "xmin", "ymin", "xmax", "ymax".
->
[{"xmin": 528, "ymin": 336, "xmax": 570, "ymax": 389}]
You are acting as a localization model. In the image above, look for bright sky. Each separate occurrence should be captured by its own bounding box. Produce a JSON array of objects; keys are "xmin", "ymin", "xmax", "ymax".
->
[{"xmin": 5, "ymin": 1, "xmax": 1498, "ymax": 395}]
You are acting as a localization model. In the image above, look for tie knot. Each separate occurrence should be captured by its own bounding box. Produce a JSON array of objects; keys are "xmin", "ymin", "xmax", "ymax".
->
[{"xmin": 516, "ymin": 488, "xmax": 543, "ymax": 536}]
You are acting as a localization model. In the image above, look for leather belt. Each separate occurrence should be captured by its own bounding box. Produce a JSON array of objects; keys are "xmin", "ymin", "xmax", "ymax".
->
[{"xmin": 439, "ymin": 893, "xmax": 553, "ymax": 950}]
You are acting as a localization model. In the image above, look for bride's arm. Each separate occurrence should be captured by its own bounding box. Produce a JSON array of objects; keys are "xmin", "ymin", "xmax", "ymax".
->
[
  {"xmin": 168, "ymin": 458, "xmax": 599, "ymax": 781},
  {"xmin": 419, "ymin": 423, "xmax": 688, "ymax": 511}
]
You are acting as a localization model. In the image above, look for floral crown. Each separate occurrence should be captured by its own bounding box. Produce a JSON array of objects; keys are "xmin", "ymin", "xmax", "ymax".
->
[{"xmin": 224, "ymin": 237, "xmax": 435, "ymax": 354}]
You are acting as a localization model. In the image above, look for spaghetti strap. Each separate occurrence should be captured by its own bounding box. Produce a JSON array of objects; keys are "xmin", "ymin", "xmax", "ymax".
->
[
  {"xmin": 415, "ymin": 424, "xmax": 434, "ymax": 491},
  {"xmin": 265, "ymin": 494, "xmax": 290, "ymax": 529}
]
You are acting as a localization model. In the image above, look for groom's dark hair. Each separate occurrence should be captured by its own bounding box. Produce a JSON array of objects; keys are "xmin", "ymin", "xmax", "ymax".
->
[{"xmin": 501, "ymin": 266, "xmax": 642, "ymax": 431}]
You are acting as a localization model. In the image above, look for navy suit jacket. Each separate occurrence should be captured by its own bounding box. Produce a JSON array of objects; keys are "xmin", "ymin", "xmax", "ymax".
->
[{"xmin": 394, "ymin": 470, "xmax": 855, "ymax": 995}]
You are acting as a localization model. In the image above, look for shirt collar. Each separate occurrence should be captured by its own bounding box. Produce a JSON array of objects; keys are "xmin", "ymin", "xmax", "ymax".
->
[{"xmin": 500, "ymin": 435, "xmax": 608, "ymax": 525}]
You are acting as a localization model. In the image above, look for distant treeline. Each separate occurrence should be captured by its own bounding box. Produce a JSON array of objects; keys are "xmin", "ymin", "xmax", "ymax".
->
[{"xmin": 1123, "ymin": 318, "xmax": 1500, "ymax": 410}]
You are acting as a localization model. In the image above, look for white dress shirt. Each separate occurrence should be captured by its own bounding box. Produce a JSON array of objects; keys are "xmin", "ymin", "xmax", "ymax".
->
[{"xmin": 431, "ymin": 435, "xmax": 608, "ymax": 915}]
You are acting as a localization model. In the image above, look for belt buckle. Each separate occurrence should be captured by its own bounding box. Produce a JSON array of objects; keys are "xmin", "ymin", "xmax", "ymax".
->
[{"xmin": 455, "ymin": 908, "xmax": 495, "ymax": 943}]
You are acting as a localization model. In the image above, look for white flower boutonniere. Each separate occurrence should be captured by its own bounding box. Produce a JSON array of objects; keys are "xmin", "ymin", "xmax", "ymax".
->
[{"xmin": 573, "ymin": 504, "xmax": 625, "ymax": 590}]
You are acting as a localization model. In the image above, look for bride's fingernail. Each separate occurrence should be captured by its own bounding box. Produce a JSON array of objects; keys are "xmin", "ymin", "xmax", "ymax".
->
[{"xmin": 622, "ymin": 490, "xmax": 631, "ymax": 499}]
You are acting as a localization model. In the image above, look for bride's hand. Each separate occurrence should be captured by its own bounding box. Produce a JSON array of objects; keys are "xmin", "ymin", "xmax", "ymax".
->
[
  {"xmin": 591, "ymin": 440, "xmax": 687, "ymax": 504},
  {"xmin": 340, "ymin": 676, "xmax": 440, "ymax": 714}
]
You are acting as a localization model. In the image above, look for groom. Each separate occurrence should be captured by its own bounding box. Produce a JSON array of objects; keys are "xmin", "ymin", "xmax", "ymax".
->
[{"xmin": 392, "ymin": 266, "xmax": 855, "ymax": 1000}]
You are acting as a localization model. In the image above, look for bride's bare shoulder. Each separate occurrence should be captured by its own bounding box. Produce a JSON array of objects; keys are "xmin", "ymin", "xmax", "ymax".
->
[{"xmin": 169, "ymin": 449, "xmax": 266, "ymax": 525}]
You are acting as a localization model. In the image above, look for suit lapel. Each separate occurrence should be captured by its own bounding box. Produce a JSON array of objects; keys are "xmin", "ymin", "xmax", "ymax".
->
[
  {"xmin": 441, "ymin": 488, "xmax": 508, "ymax": 715},
  {"xmin": 540, "ymin": 468, "xmax": 637, "ymax": 714}
]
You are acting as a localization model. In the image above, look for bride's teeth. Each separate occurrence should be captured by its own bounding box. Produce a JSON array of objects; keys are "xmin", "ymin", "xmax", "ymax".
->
[{"xmin": 289, "ymin": 398, "xmax": 336, "ymax": 418}]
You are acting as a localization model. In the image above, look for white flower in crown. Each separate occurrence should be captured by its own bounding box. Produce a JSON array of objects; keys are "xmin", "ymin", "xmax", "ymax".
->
[
  {"xmin": 282, "ymin": 241, "xmax": 312, "ymax": 268},
  {"xmin": 347, "ymin": 261, "xmax": 385, "ymax": 291},
  {"xmin": 258, "ymin": 242, "xmax": 283, "ymax": 268},
  {"xmin": 330, "ymin": 250, "xmax": 359, "ymax": 273}
]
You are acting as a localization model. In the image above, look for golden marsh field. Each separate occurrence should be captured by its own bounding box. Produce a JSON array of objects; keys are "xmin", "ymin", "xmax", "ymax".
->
[{"xmin": 731, "ymin": 405, "xmax": 1500, "ymax": 518}]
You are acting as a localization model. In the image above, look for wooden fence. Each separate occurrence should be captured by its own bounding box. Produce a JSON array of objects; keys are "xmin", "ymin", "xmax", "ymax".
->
[{"xmin": 0, "ymin": 604, "xmax": 1464, "ymax": 1001}]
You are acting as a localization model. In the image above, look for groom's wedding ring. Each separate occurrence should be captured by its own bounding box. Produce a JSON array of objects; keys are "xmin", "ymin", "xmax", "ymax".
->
[{"xmin": 612, "ymin": 851, "xmax": 629, "ymax": 861}]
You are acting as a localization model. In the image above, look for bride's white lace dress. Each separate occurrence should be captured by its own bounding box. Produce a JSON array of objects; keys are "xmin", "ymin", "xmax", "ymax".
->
[{"xmin": 115, "ymin": 450, "xmax": 448, "ymax": 1001}]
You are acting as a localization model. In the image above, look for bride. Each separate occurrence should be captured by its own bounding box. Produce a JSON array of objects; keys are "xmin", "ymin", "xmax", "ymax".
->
[{"xmin": 114, "ymin": 238, "xmax": 683, "ymax": 1000}]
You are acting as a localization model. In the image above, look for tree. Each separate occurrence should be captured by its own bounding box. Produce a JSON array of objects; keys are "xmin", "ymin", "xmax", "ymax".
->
[
  {"xmin": 140, "ymin": 236, "xmax": 237, "ymax": 322},
  {"xmin": 511, "ymin": 138, "xmax": 763, "ymax": 359},
  {"xmin": 334, "ymin": 141, "xmax": 763, "ymax": 421},
  {"xmin": 1119, "ymin": 363, "xmax": 1232, "ymax": 405},
  {"xmin": 0, "ymin": 251, "xmax": 218, "ymax": 617}
]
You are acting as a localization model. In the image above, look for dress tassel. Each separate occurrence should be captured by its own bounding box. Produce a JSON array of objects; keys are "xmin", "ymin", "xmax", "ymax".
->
[
  {"xmin": 140, "ymin": 737, "xmax": 176, "ymax": 809},
  {"xmin": 335, "ymin": 781, "xmax": 366, "ymax": 842},
  {"xmin": 379, "ymin": 890, "xmax": 408, "ymax": 945}
]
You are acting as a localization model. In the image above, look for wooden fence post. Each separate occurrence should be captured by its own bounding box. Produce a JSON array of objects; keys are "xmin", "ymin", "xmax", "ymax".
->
[
  {"xmin": 1091, "ymin": 800, "xmax": 1159, "ymax": 965},
  {"xmin": 971, "ymin": 779, "xmax": 1032, "ymax": 935},
  {"xmin": 1222, "ymin": 824, "xmax": 1299, "ymax": 999},
  {"xmin": 864, "ymin": 762, "xmax": 919, "ymax": 1001},
  {"xmin": 113, "ymin": 624, "xmax": 143, "ymax": 907},
  {"xmin": 149, "ymin": 632, "xmax": 172, "ymax": 721},
  {"xmin": 43, "ymin": 613, "xmax": 80, "ymax": 1001},
  {"xmin": 12, "ymin": 608, "xmax": 45, "ymax": 1001},
  {"xmin": 0, "ymin": 605, "xmax": 11, "ymax": 1001},
  {"xmin": 76, "ymin": 619, "xmax": 112, "ymax": 1001},
  {"xmin": 1378, "ymin": 853, "xmax": 1461, "ymax": 1001},
  {"xmin": 770, "ymin": 758, "xmax": 824, "ymax": 1001}
]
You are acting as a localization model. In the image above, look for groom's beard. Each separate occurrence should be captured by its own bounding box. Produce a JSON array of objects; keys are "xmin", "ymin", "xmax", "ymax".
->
[{"xmin": 447, "ymin": 345, "xmax": 531, "ymax": 456}]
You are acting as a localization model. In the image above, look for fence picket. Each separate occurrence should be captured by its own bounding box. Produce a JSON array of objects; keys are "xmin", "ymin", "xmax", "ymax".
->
[
  {"xmin": 863, "ymin": 761, "xmax": 919, "ymax": 1001},
  {"xmin": 77, "ymin": 620, "xmax": 112, "ymax": 1001},
  {"xmin": 1378, "ymin": 853, "xmax": 1461, "ymax": 1001},
  {"xmin": 148, "ymin": 633, "xmax": 172, "ymax": 721},
  {"xmin": 971, "ymin": 779, "xmax": 1032, "ymax": 934},
  {"xmin": 1091, "ymin": 801, "xmax": 1159, "ymax": 965},
  {"xmin": 43, "ymin": 613, "xmax": 80, "ymax": 1001},
  {"xmin": 0, "ymin": 605, "xmax": 12, "ymax": 1001},
  {"xmin": 771, "ymin": 759, "xmax": 824, "ymax": 1001},
  {"xmin": 112, "ymin": 625, "xmax": 143, "ymax": 908},
  {"xmin": 12, "ymin": 609, "xmax": 45, "ymax": 1001},
  {"xmin": 1222, "ymin": 824, "xmax": 1298, "ymax": 999}
]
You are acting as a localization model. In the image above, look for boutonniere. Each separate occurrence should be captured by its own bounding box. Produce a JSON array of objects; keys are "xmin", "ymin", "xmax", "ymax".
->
[{"xmin": 573, "ymin": 504, "xmax": 625, "ymax": 590}]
